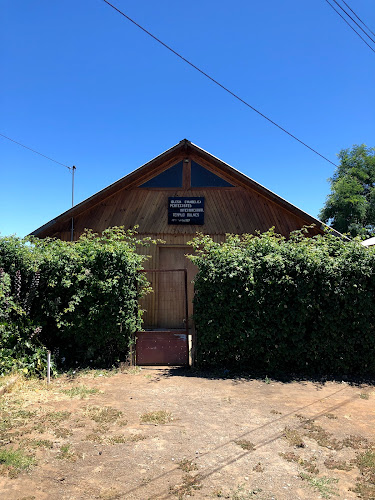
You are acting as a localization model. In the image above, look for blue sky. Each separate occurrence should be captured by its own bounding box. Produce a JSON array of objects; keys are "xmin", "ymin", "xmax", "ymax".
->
[{"xmin": 1, "ymin": 0, "xmax": 374, "ymax": 237}]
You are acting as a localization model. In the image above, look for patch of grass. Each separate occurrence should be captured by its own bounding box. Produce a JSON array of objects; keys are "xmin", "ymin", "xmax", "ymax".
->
[
  {"xmin": 228, "ymin": 484, "xmax": 263, "ymax": 499},
  {"xmin": 98, "ymin": 487, "xmax": 123, "ymax": 499},
  {"xmin": 169, "ymin": 473, "xmax": 202, "ymax": 499},
  {"xmin": 56, "ymin": 444, "xmax": 77, "ymax": 461},
  {"xmin": 140, "ymin": 410, "xmax": 173, "ymax": 425},
  {"xmin": 264, "ymin": 375, "xmax": 271, "ymax": 384},
  {"xmin": 31, "ymin": 410, "xmax": 71, "ymax": 434},
  {"xmin": 253, "ymin": 462, "xmax": 264, "ymax": 472},
  {"xmin": 325, "ymin": 413, "xmax": 338, "ymax": 420},
  {"xmin": 300, "ymin": 473, "xmax": 339, "ymax": 499},
  {"xmin": 350, "ymin": 482, "xmax": 375, "ymax": 500},
  {"xmin": 295, "ymin": 413, "xmax": 307, "ymax": 421},
  {"xmin": 354, "ymin": 449, "xmax": 375, "ymax": 495},
  {"xmin": 13, "ymin": 409, "xmax": 37, "ymax": 419},
  {"xmin": 21, "ymin": 438, "xmax": 53, "ymax": 449},
  {"xmin": 0, "ymin": 407, "xmax": 37, "ymax": 435},
  {"xmin": 67, "ymin": 368, "xmax": 119, "ymax": 379},
  {"xmin": 84, "ymin": 432, "xmax": 103, "ymax": 443},
  {"xmin": 342, "ymin": 434, "xmax": 370, "ymax": 449},
  {"xmin": 61, "ymin": 385, "xmax": 100, "ymax": 398},
  {"xmin": 270, "ymin": 409, "xmax": 282, "ymax": 415},
  {"xmin": 47, "ymin": 410, "xmax": 71, "ymax": 422},
  {"xmin": 54, "ymin": 427, "xmax": 73, "ymax": 438},
  {"xmin": 107, "ymin": 434, "xmax": 146, "ymax": 445},
  {"xmin": 324, "ymin": 458, "xmax": 352, "ymax": 471},
  {"xmin": 302, "ymin": 421, "xmax": 342, "ymax": 450},
  {"xmin": 280, "ymin": 451, "xmax": 319, "ymax": 474},
  {"xmin": 118, "ymin": 362, "xmax": 141, "ymax": 374},
  {"xmin": 283, "ymin": 427, "xmax": 305, "ymax": 448},
  {"xmin": 235, "ymin": 439, "xmax": 255, "ymax": 451},
  {"xmin": 356, "ymin": 450, "xmax": 375, "ymax": 471},
  {"xmin": 85, "ymin": 406, "xmax": 123, "ymax": 424},
  {"xmin": 0, "ymin": 447, "xmax": 34, "ymax": 477},
  {"xmin": 84, "ymin": 432, "xmax": 146, "ymax": 445},
  {"xmin": 178, "ymin": 458, "xmax": 198, "ymax": 472},
  {"xmin": 360, "ymin": 392, "xmax": 370, "ymax": 400}
]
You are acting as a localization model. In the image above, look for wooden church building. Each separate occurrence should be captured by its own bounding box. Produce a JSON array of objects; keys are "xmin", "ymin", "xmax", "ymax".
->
[{"xmin": 31, "ymin": 139, "xmax": 328, "ymax": 365}]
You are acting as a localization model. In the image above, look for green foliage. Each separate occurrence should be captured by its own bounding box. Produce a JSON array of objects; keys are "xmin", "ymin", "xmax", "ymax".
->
[
  {"xmin": 0, "ymin": 227, "xmax": 150, "ymax": 371},
  {"xmin": 0, "ymin": 447, "xmax": 35, "ymax": 475},
  {"xmin": 319, "ymin": 144, "xmax": 375, "ymax": 237},
  {"xmin": 189, "ymin": 229, "xmax": 375, "ymax": 376},
  {"xmin": 0, "ymin": 269, "xmax": 47, "ymax": 376}
]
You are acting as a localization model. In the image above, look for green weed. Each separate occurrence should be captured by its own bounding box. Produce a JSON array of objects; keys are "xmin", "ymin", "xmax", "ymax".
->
[
  {"xmin": 21, "ymin": 438, "xmax": 53, "ymax": 449},
  {"xmin": 302, "ymin": 421, "xmax": 341, "ymax": 450},
  {"xmin": 178, "ymin": 458, "xmax": 198, "ymax": 472},
  {"xmin": 54, "ymin": 427, "xmax": 73, "ymax": 438},
  {"xmin": 56, "ymin": 443, "xmax": 77, "ymax": 461},
  {"xmin": 300, "ymin": 473, "xmax": 339, "ymax": 499},
  {"xmin": 280, "ymin": 451, "xmax": 319, "ymax": 474},
  {"xmin": 169, "ymin": 473, "xmax": 202, "ymax": 498},
  {"xmin": 0, "ymin": 447, "xmax": 34, "ymax": 477},
  {"xmin": 235, "ymin": 439, "xmax": 255, "ymax": 451},
  {"xmin": 360, "ymin": 392, "xmax": 370, "ymax": 400}
]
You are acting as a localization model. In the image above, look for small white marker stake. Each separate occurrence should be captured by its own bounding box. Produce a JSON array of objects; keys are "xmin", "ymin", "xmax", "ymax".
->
[{"xmin": 47, "ymin": 351, "xmax": 51, "ymax": 384}]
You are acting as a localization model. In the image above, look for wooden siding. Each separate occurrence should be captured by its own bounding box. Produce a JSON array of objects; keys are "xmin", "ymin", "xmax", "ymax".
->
[
  {"xmin": 50, "ymin": 186, "xmax": 317, "ymax": 241},
  {"xmin": 33, "ymin": 141, "xmax": 329, "ymax": 240}
]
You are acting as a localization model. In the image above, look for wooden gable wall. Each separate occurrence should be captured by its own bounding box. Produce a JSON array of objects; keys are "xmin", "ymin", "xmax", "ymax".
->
[{"xmin": 46, "ymin": 152, "xmax": 321, "ymax": 242}]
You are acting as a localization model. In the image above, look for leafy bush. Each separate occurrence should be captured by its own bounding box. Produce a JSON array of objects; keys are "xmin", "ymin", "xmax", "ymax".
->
[
  {"xmin": 189, "ymin": 229, "xmax": 375, "ymax": 376},
  {"xmin": 0, "ymin": 227, "xmax": 150, "ymax": 371},
  {"xmin": 0, "ymin": 269, "xmax": 47, "ymax": 376}
]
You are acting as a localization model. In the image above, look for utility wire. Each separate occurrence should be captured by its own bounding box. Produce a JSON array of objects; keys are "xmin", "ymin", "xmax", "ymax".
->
[
  {"xmin": 340, "ymin": 0, "xmax": 375, "ymax": 38},
  {"xmin": 331, "ymin": 0, "xmax": 375, "ymax": 45},
  {"xmin": 102, "ymin": 0, "xmax": 338, "ymax": 168},
  {"xmin": 324, "ymin": 0, "xmax": 375, "ymax": 54},
  {"xmin": 0, "ymin": 132, "xmax": 72, "ymax": 171}
]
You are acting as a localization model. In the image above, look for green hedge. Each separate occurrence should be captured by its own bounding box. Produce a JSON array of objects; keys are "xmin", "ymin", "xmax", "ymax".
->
[
  {"xmin": 0, "ymin": 269, "xmax": 48, "ymax": 376},
  {"xmin": 189, "ymin": 230, "xmax": 375, "ymax": 376},
  {"xmin": 0, "ymin": 228, "xmax": 150, "ymax": 372}
]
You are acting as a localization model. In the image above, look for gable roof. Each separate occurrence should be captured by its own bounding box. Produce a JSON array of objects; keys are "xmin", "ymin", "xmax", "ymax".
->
[{"xmin": 30, "ymin": 139, "xmax": 341, "ymax": 238}]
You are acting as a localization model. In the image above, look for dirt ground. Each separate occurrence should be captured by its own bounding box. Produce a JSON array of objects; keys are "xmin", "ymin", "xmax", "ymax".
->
[{"xmin": 0, "ymin": 367, "xmax": 374, "ymax": 500}]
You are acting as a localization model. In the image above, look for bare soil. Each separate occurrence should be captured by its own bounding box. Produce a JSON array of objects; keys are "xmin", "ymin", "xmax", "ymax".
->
[{"xmin": 0, "ymin": 367, "xmax": 374, "ymax": 500}]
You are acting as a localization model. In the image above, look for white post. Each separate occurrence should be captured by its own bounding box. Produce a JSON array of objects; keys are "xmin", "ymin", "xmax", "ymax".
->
[{"xmin": 47, "ymin": 351, "xmax": 51, "ymax": 384}]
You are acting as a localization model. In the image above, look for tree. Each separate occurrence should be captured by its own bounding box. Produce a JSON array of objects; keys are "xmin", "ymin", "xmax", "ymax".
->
[{"xmin": 319, "ymin": 144, "xmax": 375, "ymax": 238}]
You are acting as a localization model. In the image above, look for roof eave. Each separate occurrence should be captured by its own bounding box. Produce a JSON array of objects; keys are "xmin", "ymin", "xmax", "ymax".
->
[{"xmin": 29, "ymin": 139, "xmax": 346, "ymax": 239}]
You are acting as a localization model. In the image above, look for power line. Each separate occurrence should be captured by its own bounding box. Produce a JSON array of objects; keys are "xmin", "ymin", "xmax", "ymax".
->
[
  {"xmin": 331, "ymin": 0, "xmax": 375, "ymax": 45},
  {"xmin": 0, "ymin": 132, "xmax": 72, "ymax": 170},
  {"xmin": 102, "ymin": 0, "xmax": 338, "ymax": 168},
  {"xmin": 324, "ymin": 0, "xmax": 375, "ymax": 54},
  {"xmin": 340, "ymin": 0, "xmax": 375, "ymax": 38}
]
